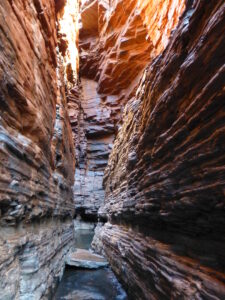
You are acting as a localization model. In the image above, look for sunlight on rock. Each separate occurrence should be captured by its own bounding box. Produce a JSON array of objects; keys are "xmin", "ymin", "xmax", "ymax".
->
[{"xmin": 57, "ymin": 0, "xmax": 79, "ymax": 86}]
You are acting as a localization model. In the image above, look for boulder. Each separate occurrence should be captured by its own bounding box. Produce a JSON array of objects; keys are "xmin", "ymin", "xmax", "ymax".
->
[{"xmin": 66, "ymin": 249, "xmax": 109, "ymax": 269}]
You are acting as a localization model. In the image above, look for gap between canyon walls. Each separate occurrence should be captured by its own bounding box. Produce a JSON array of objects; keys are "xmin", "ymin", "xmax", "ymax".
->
[
  {"xmin": 0, "ymin": 0, "xmax": 79, "ymax": 299},
  {"xmin": 72, "ymin": 0, "xmax": 225, "ymax": 299},
  {"xmin": 70, "ymin": 0, "xmax": 186, "ymax": 221}
]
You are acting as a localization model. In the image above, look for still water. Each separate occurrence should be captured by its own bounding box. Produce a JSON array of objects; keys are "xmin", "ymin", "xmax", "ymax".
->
[{"xmin": 54, "ymin": 228, "xmax": 128, "ymax": 300}]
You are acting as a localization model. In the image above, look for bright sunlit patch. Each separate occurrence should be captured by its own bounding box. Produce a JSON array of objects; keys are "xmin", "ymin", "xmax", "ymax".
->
[{"xmin": 58, "ymin": 0, "xmax": 79, "ymax": 84}]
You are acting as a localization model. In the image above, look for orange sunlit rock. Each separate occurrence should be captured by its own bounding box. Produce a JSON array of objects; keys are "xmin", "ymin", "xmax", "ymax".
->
[{"xmin": 57, "ymin": 0, "xmax": 80, "ymax": 86}]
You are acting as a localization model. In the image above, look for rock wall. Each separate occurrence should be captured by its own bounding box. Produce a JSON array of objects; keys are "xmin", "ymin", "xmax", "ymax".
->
[
  {"xmin": 95, "ymin": 1, "xmax": 225, "ymax": 299},
  {"xmin": 80, "ymin": 0, "xmax": 185, "ymax": 97},
  {"xmin": 71, "ymin": 78, "xmax": 114, "ymax": 219},
  {"xmin": 0, "ymin": 0, "xmax": 78, "ymax": 298},
  {"xmin": 74, "ymin": 0, "xmax": 185, "ymax": 218}
]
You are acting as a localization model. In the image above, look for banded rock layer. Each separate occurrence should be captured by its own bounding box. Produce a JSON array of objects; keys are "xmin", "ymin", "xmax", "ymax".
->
[
  {"xmin": 73, "ymin": 0, "xmax": 185, "ymax": 218},
  {"xmin": 71, "ymin": 79, "xmax": 114, "ymax": 219},
  {"xmin": 95, "ymin": 1, "xmax": 225, "ymax": 299},
  {"xmin": 0, "ymin": 0, "xmax": 77, "ymax": 298}
]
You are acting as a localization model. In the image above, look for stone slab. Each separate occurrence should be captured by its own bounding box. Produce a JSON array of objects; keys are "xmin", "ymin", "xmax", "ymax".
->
[{"xmin": 66, "ymin": 249, "xmax": 109, "ymax": 269}]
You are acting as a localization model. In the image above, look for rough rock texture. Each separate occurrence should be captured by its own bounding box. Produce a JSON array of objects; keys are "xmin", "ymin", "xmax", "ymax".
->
[
  {"xmin": 95, "ymin": 1, "xmax": 225, "ymax": 299},
  {"xmin": 57, "ymin": 0, "xmax": 79, "ymax": 87},
  {"xmin": 0, "ymin": 220, "xmax": 74, "ymax": 299},
  {"xmin": 0, "ymin": 0, "xmax": 77, "ymax": 298},
  {"xmin": 79, "ymin": 0, "xmax": 185, "ymax": 97},
  {"xmin": 73, "ymin": 0, "xmax": 185, "ymax": 218},
  {"xmin": 70, "ymin": 78, "xmax": 115, "ymax": 219}
]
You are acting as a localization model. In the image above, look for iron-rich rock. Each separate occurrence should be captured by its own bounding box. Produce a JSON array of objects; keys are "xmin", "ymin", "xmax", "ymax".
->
[
  {"xmin": 0, "ymin": 0, "xmax": 78, "ymax": 298},
  {"xmin": 94, "ymin": 1, "xmax": 225, "ymax": 299},
  {"xmin": 72, "ymin": 0, "xmax": 185, "ymax": 220}
]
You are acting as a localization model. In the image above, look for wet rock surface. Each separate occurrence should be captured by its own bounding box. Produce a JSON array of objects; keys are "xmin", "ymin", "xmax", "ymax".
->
[{"xmin": 54, "ymin": 267, "xmax": 127, "ymax": 300}]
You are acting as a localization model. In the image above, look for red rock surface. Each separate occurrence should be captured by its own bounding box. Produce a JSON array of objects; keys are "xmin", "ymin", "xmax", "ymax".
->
[
  {"xmin": 80, "ymin": 0, "xmax": 185, "ymax": 96},
  {"xmin": 73, "ymin": 0, "xmax": 185, "ymax": 218},
  {"xmin": 0, "ymin": 0, "xmax": 224, "ymax": 299},
  {"xmin": 94, "ymin": 1, "xmax": 225, "ymax": 299},
  {"xmin": 0, "ymin": 0, "xmax": 78, "ymax": 298}
]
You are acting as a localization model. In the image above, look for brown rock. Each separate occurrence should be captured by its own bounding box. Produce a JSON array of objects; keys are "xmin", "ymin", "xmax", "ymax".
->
[
  {"xmin": 94, "ymin": 1, "xmax": 225, "ymax": 299},
  {"xmin": 73, "ymin": 0, "xmax": 185, "ymax": 219},
  {"xmin": 0, "ymin": 0, "xmax": 78, "ymax": 298}
]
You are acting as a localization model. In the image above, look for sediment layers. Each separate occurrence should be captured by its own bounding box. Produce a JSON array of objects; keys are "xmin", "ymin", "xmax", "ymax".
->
[
  {"xmin": 0, "ymin": 219, "xmax": 74, "ymax": 299},
  {"xmin": 0, "ymin": 0, "xmax": 77, "ymax": 298},
  {"xmin": 96, "ymin": 1, "xmax": 225, "ymax": 298},
  {"xmin": 70, "ymin": 78, "xmax": 115, "ymax": 219},
  {"xmin": 74, "ymin": 0, "xmax": 185, "ymax": 218},
  {"xmin": 80, "ymin": 0, "xmax": 185, "ymax": 97}
]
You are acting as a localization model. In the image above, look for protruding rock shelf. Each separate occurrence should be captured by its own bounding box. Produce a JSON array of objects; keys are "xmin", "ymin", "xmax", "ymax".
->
[{"xmin": 54, "ymin": 227, "xmax": 127, "ymax": 300}]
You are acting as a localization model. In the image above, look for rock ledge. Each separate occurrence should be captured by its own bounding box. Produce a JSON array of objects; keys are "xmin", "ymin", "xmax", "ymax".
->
[{"xmin": 66, "ymin": 249, "xmax": 109, "ymax": 269}]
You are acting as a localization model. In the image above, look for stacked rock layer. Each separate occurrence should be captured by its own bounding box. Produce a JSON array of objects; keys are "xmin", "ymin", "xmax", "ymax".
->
[
  {"xmin": 73, "ymin": 0, "xmax": 185, "ymax": 218},
  {"xmin": 0, "ymin": 0, "xmax": 78, "ymax": 298},
  {"xmin": 70, "ymin": 78, "xmax": 114, "ymax": 219},
  {"xmin": 94, "ymin": 0, "xmax": 225, "ymax": 299}
]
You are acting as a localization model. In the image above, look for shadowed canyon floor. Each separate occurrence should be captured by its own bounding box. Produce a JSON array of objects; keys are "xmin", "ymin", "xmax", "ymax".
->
[
  {"xmin": 54, "ymin": 227, "xmax": 127, "ymax": 300},
  {"xmin": 0, "ymin": 0, "xmax": 225, "ymax": 299}
]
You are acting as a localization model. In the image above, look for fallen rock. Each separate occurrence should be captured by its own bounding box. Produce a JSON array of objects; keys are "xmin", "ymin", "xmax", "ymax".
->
[{"xmin": 66, "ymin": 249, "xmax": 109, "ymax": 269}]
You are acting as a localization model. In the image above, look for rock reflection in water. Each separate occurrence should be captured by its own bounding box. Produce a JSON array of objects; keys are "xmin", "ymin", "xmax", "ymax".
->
[
  {"xmin": 74, "ymin": 229, "xmax": 95, "ymax": 249},
  {"xmin": 54, "ymin": 267, "xmax": 127, "ymax": 300},
  {"xmin": 54, "ymin": 226, "xmax": 128, "ymax": 300}
]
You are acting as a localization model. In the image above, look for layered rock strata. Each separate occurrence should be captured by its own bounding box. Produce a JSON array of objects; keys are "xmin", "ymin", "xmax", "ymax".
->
[
  {"xmin": 70, "ymin": 78, "xmax": 115, "ymax": 219},
  {"xmin": 80, "ymin": 0, "xmax": 185, "ymax": 97},
  {"xmin": 73, "ymin": 0, "xmax": 185, "ymax": 218},
  {"xmin": 0, "ymin": 0, "xmax": 78, "ymax": 298},
  {"xmin": 95, "ymin": 1, "xmax": 225, "ymax": 299}
]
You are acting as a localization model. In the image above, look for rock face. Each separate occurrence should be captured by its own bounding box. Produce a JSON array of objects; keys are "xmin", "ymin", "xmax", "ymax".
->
[
  {"xmin": 0, "ymin": 0, "xmax": 78, "ymax": 298},
  {"xmin": 80, "ymin": 0, "xmax": 185, "ymax": 97},
  {"xmin": 94, "ymin": 1, "xmax": 225, "ymax": 299},
  {"xmin": 69, "ymin": 79, "xmax": 114, "ymax": 219},
  {"xmin": 73, "ymin": 0, "xmax": 185, "ymax": 219}
]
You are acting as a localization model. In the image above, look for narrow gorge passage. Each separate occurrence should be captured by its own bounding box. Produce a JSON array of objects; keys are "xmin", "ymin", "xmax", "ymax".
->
[
  {"xmin": 0, "ymin": 0, "xmax": 225, "ymax": 300},
  {"xmin": 54, "ymin": 224, "xmax": 127, "ymax": 299}
]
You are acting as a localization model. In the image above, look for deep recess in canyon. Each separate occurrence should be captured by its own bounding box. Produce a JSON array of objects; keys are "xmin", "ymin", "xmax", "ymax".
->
[{"xmin": 0, "ymin": 0, "xmax": 225, "ymax": 299}]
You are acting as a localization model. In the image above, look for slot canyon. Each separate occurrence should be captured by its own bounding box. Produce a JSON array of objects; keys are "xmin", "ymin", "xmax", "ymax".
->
[{"xmin": 0, "ymin": 0, "xmax": 225, "ymax": 299}]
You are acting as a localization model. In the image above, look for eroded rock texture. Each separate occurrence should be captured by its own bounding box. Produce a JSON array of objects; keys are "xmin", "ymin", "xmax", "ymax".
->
[
  {"xmin": 80, "ymin": 0, "xmax": 185, "ymax": 97},
  {"xmin": 95, "ymin": 1, "xmax": 225, "ymax": 299},
  {"xmin": 73, "ymin": 0, "xmax": 185, "ymax": 218},
  {"xmin": 0, "ymin": 0, "xmax": 77, "ymax": 298},
  {"xmin": 70, "ymin": 78, "xmax": 114, "ymax": 219}
]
